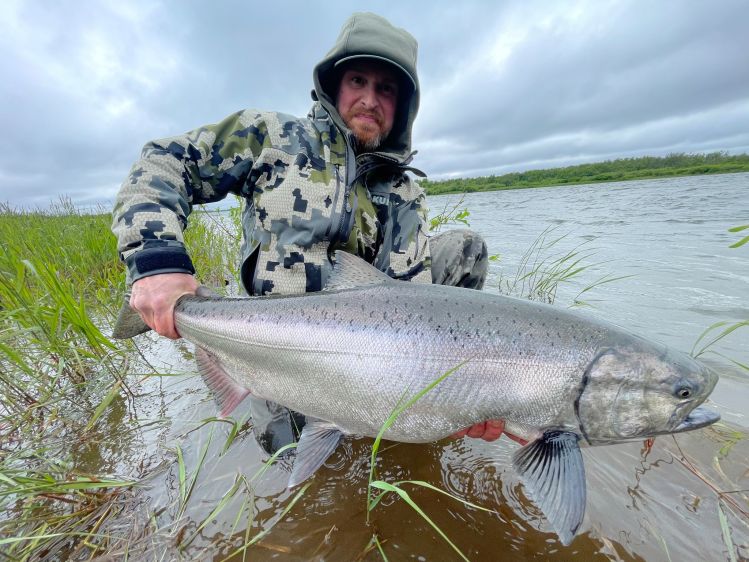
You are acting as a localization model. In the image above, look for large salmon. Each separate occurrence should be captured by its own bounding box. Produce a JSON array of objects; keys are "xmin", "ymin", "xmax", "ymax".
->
[{"xmin": 113, "ymin": 251, "xmax": 719, "ymax": 544}]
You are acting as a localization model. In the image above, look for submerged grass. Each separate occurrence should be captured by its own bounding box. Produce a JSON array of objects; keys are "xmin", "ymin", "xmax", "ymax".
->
[{"xmin": 0, "ymin": 199, "xmax": 137, "ymax": 560}]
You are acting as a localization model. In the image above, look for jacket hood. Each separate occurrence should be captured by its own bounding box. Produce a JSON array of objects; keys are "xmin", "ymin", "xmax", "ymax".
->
[{"xmin": 312, "ymin": 12, "xmax": 419, "ymax": 162}]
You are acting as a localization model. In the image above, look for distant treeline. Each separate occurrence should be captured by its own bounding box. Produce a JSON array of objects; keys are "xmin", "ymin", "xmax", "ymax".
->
[{"xmin": 421, "ymin": 152, "xmax": 749, "ymax": 195}]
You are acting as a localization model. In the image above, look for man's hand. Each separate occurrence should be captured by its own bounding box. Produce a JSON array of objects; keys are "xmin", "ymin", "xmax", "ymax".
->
[
  {"xmin": 130, "ymin": 273, "xmax": 199, "ymax": 339},
  {"xmin": 451, "ymin": 419, "xmax": 528, "ymax": 445}
]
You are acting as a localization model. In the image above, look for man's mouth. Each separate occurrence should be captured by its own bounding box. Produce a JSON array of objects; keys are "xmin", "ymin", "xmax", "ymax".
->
[{"xmin": 354, "ymin": 113, "xmax": 380, "ymax": 125}]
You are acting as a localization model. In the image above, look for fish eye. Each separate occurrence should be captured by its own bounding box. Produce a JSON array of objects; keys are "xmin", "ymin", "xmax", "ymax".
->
[{"xmin": 676, "ymin": 386, "xmax": 692, "ymax": 399}]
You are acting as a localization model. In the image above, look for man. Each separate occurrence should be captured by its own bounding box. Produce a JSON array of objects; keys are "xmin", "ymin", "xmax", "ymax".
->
[{"xmin": 112, "ymin": 12, "xmax": 512, "ymax": 450}]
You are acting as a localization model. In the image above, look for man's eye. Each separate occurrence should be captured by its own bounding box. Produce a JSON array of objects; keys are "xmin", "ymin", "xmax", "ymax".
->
[{"xmin": 381, "ymin": 84, "xmax": 397, "ymax": 97}]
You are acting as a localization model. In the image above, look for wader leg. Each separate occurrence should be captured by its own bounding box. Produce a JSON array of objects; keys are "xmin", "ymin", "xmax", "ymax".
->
[{"xmin": 252, "ymin": 228, "xmax": 488, "ymax": 456}]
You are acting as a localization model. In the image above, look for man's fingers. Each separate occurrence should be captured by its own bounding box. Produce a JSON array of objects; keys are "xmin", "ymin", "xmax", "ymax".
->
[
  {"xmin": 466, "ymin": 422, "xmax": 485, "ymax": 439},
  {"xmin": 452, "ymin": 420, "xmax": 528, "ymax": 444},
  {"xmin": 129, "ymin": 273, "xmax": 198, "ymax": 340},
  {"xmin": 481, "ymin": 419, "xmax": 505, "ymax": 442},
  {"xmin": 135, "ymin": 309, "xmax": 155, "ymax": 331},
  {"xmin": 153, "ymin": 311, "xmax": 179, "ymax": 340}
]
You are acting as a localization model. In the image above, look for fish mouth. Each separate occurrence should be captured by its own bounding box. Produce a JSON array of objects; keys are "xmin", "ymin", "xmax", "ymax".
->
[{"xmin": 670, "ymin": 406, "xmax": 721, "ymax": 433}]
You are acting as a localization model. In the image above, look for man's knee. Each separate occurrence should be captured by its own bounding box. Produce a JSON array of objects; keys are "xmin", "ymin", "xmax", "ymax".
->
[{"xmin": 429, "ymin": 229, "xmax": 488, "ymax": 289}]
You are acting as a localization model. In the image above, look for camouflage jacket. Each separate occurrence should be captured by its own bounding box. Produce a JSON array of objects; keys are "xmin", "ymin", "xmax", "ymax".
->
[
  {"xmin": 111, "ymin": 102, "xmax": 431, "ymax": 295},
  {"xmin": 112, "ymin": 12, "xmax": 430, "ymax": 295}
]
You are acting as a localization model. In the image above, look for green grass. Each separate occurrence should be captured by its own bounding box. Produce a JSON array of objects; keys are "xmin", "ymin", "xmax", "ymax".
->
[
  {"xmin": 0, "ymin": 198, "xmax": 242, "ymax": 560},
  {"xmin": 497, "ymin": 226, "xmax": 631, "ymax": 306},
  {"xmin": 691, "ymin": 225, "xmax": 749, "ymax": 375}
]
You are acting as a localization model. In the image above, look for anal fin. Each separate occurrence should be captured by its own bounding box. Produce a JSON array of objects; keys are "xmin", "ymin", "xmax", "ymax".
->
[
  {"xmin": 288, "ymin": 420, "xmax": 344, "ymax": 488},
  {"xmin": 511, "ymin": 430, "xmax": 586, "ymax": 546},
  {"xmin": 195, "ymin": 347, "xmax": 250, "ymax": 417}
]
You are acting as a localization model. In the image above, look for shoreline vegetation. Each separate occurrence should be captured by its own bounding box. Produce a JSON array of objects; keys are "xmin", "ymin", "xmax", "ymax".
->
[{"xmin": 421, "ymin": 152, "xmax": 749, "ymax": 196}]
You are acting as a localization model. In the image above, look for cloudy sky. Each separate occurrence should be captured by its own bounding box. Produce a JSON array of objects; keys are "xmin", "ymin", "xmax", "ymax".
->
[{"xmin": 2, "ymin": 0, "xmax": 748, "ymax": 208}]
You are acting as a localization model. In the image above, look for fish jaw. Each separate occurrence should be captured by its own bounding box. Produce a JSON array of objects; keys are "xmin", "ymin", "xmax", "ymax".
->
[{"xmin": 669, "ymin": 405, "xmax": 721, "ymax": 433}]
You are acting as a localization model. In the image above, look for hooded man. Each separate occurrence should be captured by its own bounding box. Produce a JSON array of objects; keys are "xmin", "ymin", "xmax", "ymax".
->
[{"xmin": 112, "ymin": 12, "xmax": 510, "ymax": 451}]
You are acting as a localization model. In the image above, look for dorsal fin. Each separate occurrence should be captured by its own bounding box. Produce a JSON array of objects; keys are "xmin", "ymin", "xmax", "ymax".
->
[{"xmin": 324, "ymin": 251, "xmax": 394, "ymax": 291}]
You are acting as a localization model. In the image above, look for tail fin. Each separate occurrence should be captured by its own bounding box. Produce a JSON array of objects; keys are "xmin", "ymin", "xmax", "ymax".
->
[{"xmin": 111, "ymin": 292, "xmax": 152, "ymax": 339}]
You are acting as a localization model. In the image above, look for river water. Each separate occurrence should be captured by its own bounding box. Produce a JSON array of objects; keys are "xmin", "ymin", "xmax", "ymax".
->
[{"xmin": 103, "ymin": 173, "xmax": 748, "ymax": 561}]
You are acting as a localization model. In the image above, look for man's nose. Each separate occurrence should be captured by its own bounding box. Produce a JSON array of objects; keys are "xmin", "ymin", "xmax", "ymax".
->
[{"xmin": 359, "ymin": 85, "xmax": 378, "ymax": 108}]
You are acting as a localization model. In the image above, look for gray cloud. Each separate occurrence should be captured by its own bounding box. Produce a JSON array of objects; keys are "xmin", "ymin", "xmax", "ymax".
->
[{"xmin": 1, "ymin": 0, "xmax": 747, "ymax": 207}]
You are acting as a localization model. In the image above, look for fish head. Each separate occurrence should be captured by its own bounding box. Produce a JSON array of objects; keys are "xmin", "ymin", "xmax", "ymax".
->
[{"xmin": 576, "ymin": 343, "xmax": 719, "ymax": 445}]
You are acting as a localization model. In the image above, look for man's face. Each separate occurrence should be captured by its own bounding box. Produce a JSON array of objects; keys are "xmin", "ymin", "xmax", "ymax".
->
[{"xmin": 336, "ymin": 60, "xmax": 400, "ymax": 151}]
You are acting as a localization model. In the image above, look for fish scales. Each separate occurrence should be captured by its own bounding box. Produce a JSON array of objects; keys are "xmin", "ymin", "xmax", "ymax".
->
[{"xmin": 175, "ymin": 281, "xmax": 607, "ymax": 442}]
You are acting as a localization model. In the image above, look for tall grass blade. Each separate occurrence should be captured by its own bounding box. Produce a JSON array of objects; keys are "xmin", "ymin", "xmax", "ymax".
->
[
  {"xmin": 374, "ymin": 534, "xmax": 389, "ymax": 562},
  {"xmin": 182, "ymin": 474, "xmax": 244, "ymax": 548},
  {"xmin": 176, "ymin": 427, "xmax": 214, "ymax": 519},
  {"xmin": 370, "ymin": 481, "xmax": 470, "ymax": 562},
  {"xmin": 367, "ymin": 362, "xmax": 466, "ymax": 506},
  {"xmin": 691, "ymin": 320, "xmax": 749, "ymax": 358},
  {"xmin": 84, "ymin": 379, "xmax": 123, "ymax": 432},
  {"xmin": 390, "ymin": 480, "xmax": 495, "ymax": 513},
  {"xmin": 728, "ymin": 224, "xmax": 749, "ymax": 249},
  {"xmin": 718, "ymin": 501, "xmax": 738, "ymax": 562},
  {"xmin": 175, "ymin": 444, "xmax": 187, "ymax": 508}
]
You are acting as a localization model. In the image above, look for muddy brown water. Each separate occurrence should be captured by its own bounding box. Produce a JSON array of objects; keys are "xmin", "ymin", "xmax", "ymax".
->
[{"xmin": 94, "ymin": 173, "xmax": 748, "ymax": 561}]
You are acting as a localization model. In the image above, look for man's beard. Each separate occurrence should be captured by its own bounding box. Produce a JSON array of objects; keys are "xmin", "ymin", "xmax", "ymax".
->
[
  {"xmin": 344, "ymin": 113, "xmax": 391, "ymax": 152},
  {"xmin": 356, "ymin": 131, "xmax": 385, "ymax": 151}
]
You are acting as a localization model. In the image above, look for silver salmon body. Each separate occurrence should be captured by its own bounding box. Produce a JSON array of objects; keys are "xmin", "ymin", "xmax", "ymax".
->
[{"xmin": 113, "ymin": 251, "xmax": 720, "ymax": 545}]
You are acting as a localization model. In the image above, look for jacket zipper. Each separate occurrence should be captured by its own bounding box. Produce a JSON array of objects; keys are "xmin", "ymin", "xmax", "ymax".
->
[{"xmin": 334, "ymin": 136, "xmax": 357, "ymax": 246}]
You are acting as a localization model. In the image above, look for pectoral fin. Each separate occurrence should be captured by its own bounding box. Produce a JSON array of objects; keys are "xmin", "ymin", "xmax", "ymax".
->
[
  {"xmin": 195, "ymin": 347, "xmax": 250, "ymax": 417},
  {"xmin": 288, "ymin": 420, "xmax": 344, "ymax": 488},
  {"xmin": 511, "ymin": 430, "xmax": 586, "ymax": 546}
]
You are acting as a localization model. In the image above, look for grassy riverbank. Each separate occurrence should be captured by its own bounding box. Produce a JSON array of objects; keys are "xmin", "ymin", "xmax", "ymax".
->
[
  {"xmin": 0, "ymin": 200, "xmax": 240, "ymax": 560},
  {"xmin": 422, "ymin": 152, "xmax": 749, "ymax": 195}
]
